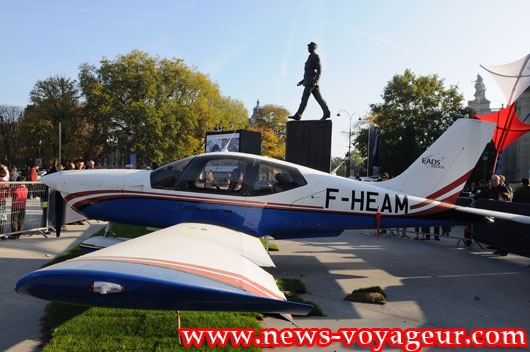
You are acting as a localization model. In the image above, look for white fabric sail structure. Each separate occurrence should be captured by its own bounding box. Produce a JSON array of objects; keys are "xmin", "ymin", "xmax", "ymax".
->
[{"xmin": 481, "ymin": 54, "xmax": 530, "ymax": 105}]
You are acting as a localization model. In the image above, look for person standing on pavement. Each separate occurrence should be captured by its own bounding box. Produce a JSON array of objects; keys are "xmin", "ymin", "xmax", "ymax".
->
[{"xmin": 10, "ymin": 176, "xmax": 28, "ymax": 237}]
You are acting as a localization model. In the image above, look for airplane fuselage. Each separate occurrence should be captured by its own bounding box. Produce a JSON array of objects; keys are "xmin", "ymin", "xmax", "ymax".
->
[{"xmin": 44, "ymin": 152, "xmax": 477, "ymax": 239}]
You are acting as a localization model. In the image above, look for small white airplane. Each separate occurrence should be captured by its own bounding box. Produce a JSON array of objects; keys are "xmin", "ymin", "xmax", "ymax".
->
[{"xmin": 15, "ymin": 119, "xmax": 530, "ymax": 316}]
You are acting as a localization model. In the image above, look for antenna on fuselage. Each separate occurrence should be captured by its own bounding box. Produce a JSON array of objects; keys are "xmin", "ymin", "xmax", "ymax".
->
[
  {"xmin": 330, "ymin": 158, "xmax": 346, "ymax": 176},
  {"xmin": 221, "ymin": 130, "xmax": 238, "ymax": 152}
]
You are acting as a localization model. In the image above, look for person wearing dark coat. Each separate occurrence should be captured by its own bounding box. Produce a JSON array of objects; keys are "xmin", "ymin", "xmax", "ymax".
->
[
  {"xmin": 513, "ymin": 178, "xmax": 530, "ymax": 203},
  {"xmin": 474, "ymin": 179, "xmax": 490, "ymax": 199},
  {"xmin": 490, "ymin": 175, "xmax": 509, "ymax": 201}
]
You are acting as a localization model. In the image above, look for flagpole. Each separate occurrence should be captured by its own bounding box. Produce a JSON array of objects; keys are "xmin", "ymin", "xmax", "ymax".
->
[
  {"xmin": 491, "ymin": 152, "xmax": 499, "ymax": 176},
  {"xmin": 493, "ymin": 111, "xmax": 530, "ymax": 175},
  {"xmin": 492, "ymin": 104, "xmax": 517, "ymax": 175}
]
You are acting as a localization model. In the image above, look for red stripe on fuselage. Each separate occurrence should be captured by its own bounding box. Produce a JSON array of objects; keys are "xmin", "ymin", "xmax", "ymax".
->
[
  {"xmin": 66, "ymin": 186, "xmax": 465, "ymax": 220},
  {"xmin": 66, "ymin": 190, "xmax": 324, "ymax": 212},
  {"xmin": 410, "ymin": 198, "xmax": 435, "ymax": 210},
  {"xmin": 427, "ymin": 169, "xmax": 473, "ymax": 200},
  {"xmin": 440, "ymin": 190, "xmax": 461, "ymax": 205}
]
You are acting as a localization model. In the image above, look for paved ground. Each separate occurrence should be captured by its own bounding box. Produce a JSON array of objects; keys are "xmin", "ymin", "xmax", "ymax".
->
[
  {"xmin": 1, "ymin": 225, "xmax": 529, "ymax": 351},
  {"xmin": 263, "ymin": 229, "xmax": 530, "ymax": 351},
  {"xmin": 0, "ymin": 222, "xmax": 107, "ymax": 352}
]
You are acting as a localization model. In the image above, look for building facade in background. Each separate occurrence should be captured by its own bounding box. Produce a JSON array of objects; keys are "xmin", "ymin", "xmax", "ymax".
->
[{"xmin": 498, "ymin": 87, "xmax": 530, "ymax": 181}]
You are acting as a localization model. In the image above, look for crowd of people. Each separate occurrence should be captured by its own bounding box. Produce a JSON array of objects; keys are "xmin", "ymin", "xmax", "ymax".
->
[
  {"xmin": 468, "ymin": 174, "xmax": 530, "ymax": 204},
  {"xmin": 0, "ymin": 159, "xmax": 100, "ymax": 239},
  {"xmin": 468, "ymin": 175, "xmax": 530, "ymax": 256},
  {"xmin": 378, "ymin": 172, "xmax": 530, "ymax": 256}
]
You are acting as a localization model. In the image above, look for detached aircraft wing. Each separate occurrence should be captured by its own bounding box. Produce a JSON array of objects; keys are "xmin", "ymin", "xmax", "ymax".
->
[{"xmin": 16, "ymin": 223, "xmax": 311, "ymax": 317}]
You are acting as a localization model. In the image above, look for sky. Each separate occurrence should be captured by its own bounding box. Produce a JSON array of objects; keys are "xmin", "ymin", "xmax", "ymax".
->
[{"xmin": 1, "ymin": 0, "xmax": 529, "ymax": 158}]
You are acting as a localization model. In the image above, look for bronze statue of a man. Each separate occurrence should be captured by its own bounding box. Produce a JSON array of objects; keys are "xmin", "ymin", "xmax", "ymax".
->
[{"xmin": 289, "ymin": 42, "xmax": 331, "ymax": 121}]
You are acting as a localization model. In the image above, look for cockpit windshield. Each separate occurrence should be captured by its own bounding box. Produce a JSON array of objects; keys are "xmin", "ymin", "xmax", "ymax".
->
[
  {"xmin": 150, "ymin": 154, "xmax": 307, "ymax": 195},
  {"xmin": 150, "ymin": 157, "xmax": 194, "ymax": 190}
]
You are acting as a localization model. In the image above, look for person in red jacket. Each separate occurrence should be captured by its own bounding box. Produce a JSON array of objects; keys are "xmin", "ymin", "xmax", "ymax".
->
[
  {"xmin": 11, "ymin": 176, "xmax": 28, "ymax": 237},
  {"xmin": 28, "ymin": 164, "xmax": 39, "ymax": 199},
  {"xmin": 29, "ymin": 165, "xmax": 39, "ymax": 182}
]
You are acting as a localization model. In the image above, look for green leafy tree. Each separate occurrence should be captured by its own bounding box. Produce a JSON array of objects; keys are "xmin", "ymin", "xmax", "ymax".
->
[
  {"xmin": 249, "ymin": 104, "xmax": 289, "ymax": 159},
  {"xmin": 251, "ymin": 104, "xmax": 289, "ymax": 138},
  {"xmin": 20, "ymin": 76, "xmax": 94, "ymax": 167},
  {"xmin": 354, "ymin": 69, "xmax": 474, "ymax": 176},
  {"xmin": 79, "ymin": 50, "xmax": 248, "ymax": 167},
  {"xmin": 248, "ymin": 125, "xmax": 284, "ymax": 159}
]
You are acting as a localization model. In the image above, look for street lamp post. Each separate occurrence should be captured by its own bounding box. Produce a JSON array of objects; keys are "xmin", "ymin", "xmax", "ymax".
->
[
  {"xmin": 106, "ymin": 134, "xmax": 118, "ymax": 168},
  {"xmin": 127, "ymin": 131, "xmax": 134, "ymax": 169},
  {"xmin": 367, "ymin": 125, "xmax": 370, "ymax": 177},
  {"xmin": 337, "ymin": 110, "xmax": 360, "ymax": 178}
]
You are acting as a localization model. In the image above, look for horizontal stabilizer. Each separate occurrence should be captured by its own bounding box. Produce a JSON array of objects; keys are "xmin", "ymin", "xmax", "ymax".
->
[
  {"xmin": 16, "ymin": 223, "xmax": 311, "ymax": 316},
  {"xmin": 455, "ymin": 205, "xmax": 530, "ymax": 225}
]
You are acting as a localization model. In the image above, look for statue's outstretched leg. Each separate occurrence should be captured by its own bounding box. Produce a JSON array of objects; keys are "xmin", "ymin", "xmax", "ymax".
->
[{"xmin": 312, "ymin": 86, "xmax": 330, "ymax": 120}]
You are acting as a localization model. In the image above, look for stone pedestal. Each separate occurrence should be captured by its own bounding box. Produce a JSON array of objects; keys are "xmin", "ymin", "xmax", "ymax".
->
[{"xmin": 285, "ymin": 120, "xmax": 332, "ymax": 173}]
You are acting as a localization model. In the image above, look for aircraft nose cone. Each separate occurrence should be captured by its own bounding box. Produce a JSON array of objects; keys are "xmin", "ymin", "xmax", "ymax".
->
[{"xmin": 41, "ymin": 172, "xmax": 60, "ymax": 190}]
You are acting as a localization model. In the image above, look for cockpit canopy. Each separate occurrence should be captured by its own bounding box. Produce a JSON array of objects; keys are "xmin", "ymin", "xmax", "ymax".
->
[{"xmin": 150, "ymin": 154, "xmax": 307, "ymax": 196}]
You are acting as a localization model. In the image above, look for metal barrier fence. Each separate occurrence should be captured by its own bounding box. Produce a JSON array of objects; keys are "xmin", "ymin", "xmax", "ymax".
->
[
  {"xmin": 0, "ymin": 181, "xmax": 51, "ymax": 239},
  {"xmin": 455, "ymin": 196, "xmax": 473, "ymax": 207},
  {"xmin": 370, "ymin": 197, "xmax": 476, "ymax": 247}
]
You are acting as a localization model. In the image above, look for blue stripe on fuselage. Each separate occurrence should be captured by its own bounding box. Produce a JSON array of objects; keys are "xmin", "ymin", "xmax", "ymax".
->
[{"xmin": 77, "ymin": 197, "xmax": 460, "ymax": 239}]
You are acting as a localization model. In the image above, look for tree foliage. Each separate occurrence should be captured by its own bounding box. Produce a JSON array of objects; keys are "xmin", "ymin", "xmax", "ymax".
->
[
  {"xmin": 0, "ymin": 105, "xmax": 24, "ymax": 167},
  {"xmin": 249, "ymin": 104, "xmax": 289, "ymax": 159},
  {"xmin": 79, "ymin": 50, "xmax": 248, "ymax": 167},
  {"xmin": 20, "ymin": 76, "xmax": 95, "ymax": 167},
  {"xmin": 354, "ymin": 69, "xmax": 474, "ymax": 176},
  {"xmin": 251, "ymin": 104, "xmax": 288, "ymax": 139},
  {"xmin": 248, "ymin": 125, "xmax": 284, "ymax": 159}
]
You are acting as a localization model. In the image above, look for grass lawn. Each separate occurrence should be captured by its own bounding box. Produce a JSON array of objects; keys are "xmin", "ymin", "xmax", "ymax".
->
[
  {"xmin": 41, "ymin": 223, "xmax": 263, "ymax": 351},
  {"xmin": 276, "ymin": 278, "xmax": 323, "ymax": 317},
  {"xmin": 259, "ymin": 236, "xmax": 279, "ymax": 251},
  {"xmin": 43, "ymin": 305, "xmax": 262, "ymax": 351}
]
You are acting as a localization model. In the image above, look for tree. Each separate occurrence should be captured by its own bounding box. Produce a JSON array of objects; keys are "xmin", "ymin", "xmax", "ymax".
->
[
  {"xmin": 251, "ymin": 104, "xmax": 289, "ymax": 138},
  {"xmin": 247, "ymin": 125, "xmax": 284, "ymax": 159},
  {"xmin": 0, "ymin": 105, "xmax": 24, "ymax": 167},
  {"xmin": 249, "ymin": 104, "xmax": 289, "ymax": 159},
  {"xmin": 354, "ymin": 69, "xmax": 474, "ymax": 176},
  {"xmin": 79, "ymin": 50, "xmax": 248, "ymax": 167},
  {"xmin": 20, "ymin": 76, "xmax": 94, "ymax": 167}
]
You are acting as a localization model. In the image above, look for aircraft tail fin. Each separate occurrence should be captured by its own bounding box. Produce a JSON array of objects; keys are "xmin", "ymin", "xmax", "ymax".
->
[{"xmin": 379, "ymin": 119, "xmax": 495, "ymax": 203}]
